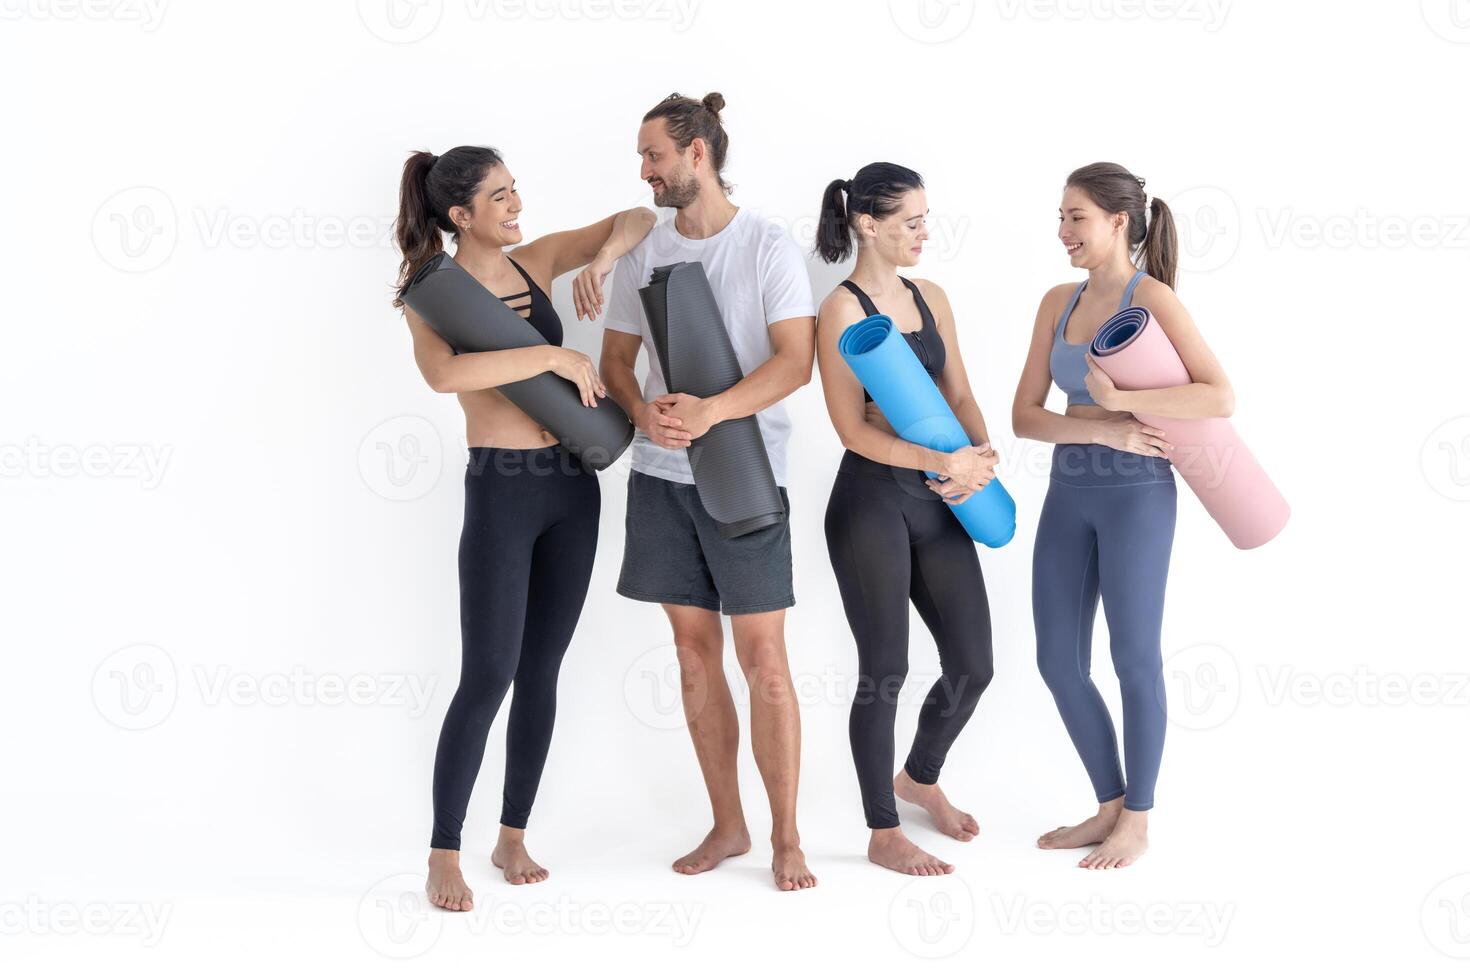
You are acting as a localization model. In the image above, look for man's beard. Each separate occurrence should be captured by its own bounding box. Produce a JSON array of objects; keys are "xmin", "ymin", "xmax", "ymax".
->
[{"xmin": 653, "ymin": 171, "xmax": 700, "ymax": 209}]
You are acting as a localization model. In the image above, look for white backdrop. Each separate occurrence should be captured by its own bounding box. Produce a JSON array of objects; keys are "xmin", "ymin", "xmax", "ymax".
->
[{"xmin": 3, "ymin": 0, "xmax": 1469, "ymax": 974}]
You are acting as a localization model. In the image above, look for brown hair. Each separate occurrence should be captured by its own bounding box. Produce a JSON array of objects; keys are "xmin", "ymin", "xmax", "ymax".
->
[
  {"xmin": 391, "ymin": 145, "xmax": 503, "ymax": 310},
  {"xmin": 1065, "ymin": 161, "xmax": 1178, "ymax": 291},
  {"xmin": 642, "ymin": 91, "xmax": 732, "ymax": 194}
]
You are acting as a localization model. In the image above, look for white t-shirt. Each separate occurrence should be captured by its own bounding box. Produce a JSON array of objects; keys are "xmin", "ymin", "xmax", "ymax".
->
[{"xmin": 603, "ymin": 207, "xmax": 816, "ymax": 486}]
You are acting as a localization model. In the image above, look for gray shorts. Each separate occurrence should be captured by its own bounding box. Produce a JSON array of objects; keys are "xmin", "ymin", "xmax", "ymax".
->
[{"xmin": 616, "ymin": 470, "xmax": 794, "ymax": 616}]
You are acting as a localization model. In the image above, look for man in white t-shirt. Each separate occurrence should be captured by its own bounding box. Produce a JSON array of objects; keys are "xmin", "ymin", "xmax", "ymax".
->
[{"xmin": 600, "ymin": 91, "xmax": 819, "ymax": 892}]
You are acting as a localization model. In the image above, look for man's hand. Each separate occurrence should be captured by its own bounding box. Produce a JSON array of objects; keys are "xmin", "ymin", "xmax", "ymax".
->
[
  {"xmin": 636, "ymin": 399, "xmax": 693, "ymax": 449},
  {"xmin": 654, "ymin": 392, "xmax": 722, "ymax": 441}
]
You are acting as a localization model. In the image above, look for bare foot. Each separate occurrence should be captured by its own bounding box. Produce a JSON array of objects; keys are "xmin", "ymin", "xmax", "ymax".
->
[
  {"xmin": 1036, "ymin": 799, "xmax": 1122, "ymax": 851},
  {"xmin": 426, "ymin": 848, "xmax": 474, "ymax": 911},
  {"xmin": 672, "ymin": 825, "xmax": 752, "ymax": 875},
  {"xmin": 491, "ymin": 828, "xmax": 549, "ymax": 885},
  {"xmin": 893, "ymin": 771, "xmax": 979, "ymax": 841},
  {"xmin": 772, "ymin": 842, "xmax": 817, "ymax": 891},
  {"xmin": 867, "ymin": 827, "xmax": 954, "ymax": 876},
  {"xmin": 1080, "ymin": 809, "xmax": 1149, "ymax": 869}
]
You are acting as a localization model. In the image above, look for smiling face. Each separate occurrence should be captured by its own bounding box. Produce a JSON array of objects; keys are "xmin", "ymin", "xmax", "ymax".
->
[
  {"xmin": 637, "ymin": 118, "xmax": 701, "ymax": 209},
  {"xmin": 1058, "ymin": 184, "xmax": 1128, "ymax": 269},
  {"xmin": 447, "ymin": 162, "xmax": 523, "ymax": 247},
  {"xmin": 858, "ymin": 187, "xmax": 929, "ymax": 267}
]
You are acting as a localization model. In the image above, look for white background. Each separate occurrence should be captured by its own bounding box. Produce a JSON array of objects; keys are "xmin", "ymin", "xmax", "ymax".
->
[{"xmin": 3, "ymin": 0, "xmax": 1468, "ymax": 974}]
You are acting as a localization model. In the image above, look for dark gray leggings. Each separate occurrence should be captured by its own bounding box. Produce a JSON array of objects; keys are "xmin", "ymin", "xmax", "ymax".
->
[
  {"xmin": 1033, "ymin": 444, "xmax": 1176, "ymax": 812},
  {"xmin": 825, "ymin": 450, "xmax": 995, "ymax": 829}
]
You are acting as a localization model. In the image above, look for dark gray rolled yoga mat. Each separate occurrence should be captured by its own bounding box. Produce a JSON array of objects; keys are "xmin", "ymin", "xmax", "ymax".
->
[
  {"xmin": 638, "ymin": 261, "xmax": 786, "ymax": 538},
  {"xmin": 400, "ymin": 252, "xmax": 634, "ymax": 471}
]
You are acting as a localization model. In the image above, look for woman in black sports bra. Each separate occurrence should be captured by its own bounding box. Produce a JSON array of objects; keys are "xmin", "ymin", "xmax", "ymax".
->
[
  {"xmin": 812, "ymin": 163, "xmax": 1000, "ymax": 876},
  {"xmin": 392, "ymin": 145, "xmax": 655, "ymax": 911}
]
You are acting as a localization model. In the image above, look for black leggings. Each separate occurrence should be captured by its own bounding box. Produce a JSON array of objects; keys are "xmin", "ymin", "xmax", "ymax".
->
[
  {"xmin": 429, "ymin": 445, "xmax": 600, "ymax": 850},
  {"xmin": 823, "ymin": 450, "xmax": 994, "ymax": 829}
]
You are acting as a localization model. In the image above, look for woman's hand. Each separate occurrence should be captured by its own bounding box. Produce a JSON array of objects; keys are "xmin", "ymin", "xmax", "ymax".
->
[
  {"xmin": 1083, "ymin": 353, "xmax": 1124, "ymax": 410},
  {"xmin": 572, "ymin": 251, "xmax": 615, "ymax": 321},
  {"xmin": 925, "ymin": 476, "xmax": 976, "ymax": 505},
  {"xmin": 938, "ymin": 443, "xmax": 999, "ymax": 492},
  {"xmin": 546, "ymin": 347, "xmax": 606, "ymax": 408},
  {"xmin": 1094, "ymin": 412, "xmax": 1173, "ymax": 457}
]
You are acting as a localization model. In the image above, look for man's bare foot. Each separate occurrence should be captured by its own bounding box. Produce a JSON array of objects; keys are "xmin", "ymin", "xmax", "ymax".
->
[
  {"xmin": 893, "ymin": 770, "xmax": 979, "ymax": 841},
  {"xmin": 1080, "ymin": 809, "xmax": 1148, "ymax": 869},
  {"xmin": 672, "ymin": 825, "xmax": 752, "ymax": 875},
  {"xmin": 491, "ymin": 828, "xmax": 548, "ymax": 885},
  {"xmin": 426, "ymin": 848, "xmax": 474, "ymax": 911},
  {"xmin": 1036, "ymin": 798, "xmax": 1123, "ymax": 851},
  {"xmin": 772, "ymin": 842, "xmax": 817, "ymax": 891},
  {"xmin": 867, "ymin": 827, "xmax": 954, "ymax": 876}
]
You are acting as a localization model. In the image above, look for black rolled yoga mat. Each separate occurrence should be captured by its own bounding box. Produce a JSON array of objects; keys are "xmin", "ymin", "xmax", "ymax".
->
[
  {"xmin": 400, "ymin": 252, "xmax": 634, "ymax": 471},
  {"xmin": 638, "ymin": 261, "xmax": 786, "ymax": 538}
]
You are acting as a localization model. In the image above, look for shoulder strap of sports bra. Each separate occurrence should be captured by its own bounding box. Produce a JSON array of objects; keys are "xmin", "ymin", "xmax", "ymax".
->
[
  {"xmin": 838, "ymin": 280, "xmax": 880, "ymax": 318},
  {"xmin": 1120, "ymin": 268, "xmax": 1145, "ymax": 308},
  {"xmin": 1056, "ymin": 281, "xmax": 1087, "ymax": 339},
  {"xmin": 899, "ymin": 277, "xmax": 938, "ymax": 333}
]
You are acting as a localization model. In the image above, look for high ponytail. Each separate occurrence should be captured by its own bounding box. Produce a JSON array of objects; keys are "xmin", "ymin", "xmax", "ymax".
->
[
  {"xmin": 1142, "ymin": 196, "xmax": 1178, "ymax": 291},
  {"xmin": 1065, "ymin": 161, "xmax": 1178, "ymax": 291},
  {"xmin": 392, "ymin": 145, "xmax": 503, "ymax": 310},
  {"xmin": 813, "ymin": 162, "xmax": 924, "ymax": 265}
]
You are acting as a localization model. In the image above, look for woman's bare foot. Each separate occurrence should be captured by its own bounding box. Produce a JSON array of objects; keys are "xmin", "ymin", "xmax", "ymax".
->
[
  {"xmin": 772, "ymin": 841, "xmax": 817, "ymax": 891},
  {"xmin": 893, "ymin": 770, "xmax": 979, "ymax": 841},
  {"xmin": 491, "ymin": 827, "xmax": 548, "ymax": 885},
  {"xmin": 672, "ymin": 825, "xmax": 752, "ymax": 875},
  {"xmin": 1080, "ymin": 808, "xmax": 1149, "ymax": 869},
  {"xmin": 426, "ymin": 848, "xmax": 474, "ymax": 911},
  {"xmin": 1036, "ymin": 798, "xmax": 1123, "ymax": 850},
  {"xmin": 868, "ymin": 827, "xmax": 954, "ymax": 875}
]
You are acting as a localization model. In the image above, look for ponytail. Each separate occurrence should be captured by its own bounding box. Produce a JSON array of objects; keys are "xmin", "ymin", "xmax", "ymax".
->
[
  {"xmin": 392, "ymin": 145, "xmax": 503, "ymax": 310},
  {"xmin": 1142, "ymin": 196, "xmax": 1178, "ymax": 291},
  {"xmin": 815, "ymin": 178, "xmax": 852, "ymax": 263},
  {"xmin": 813, "ymin": 162, "xmax": 924, "ymax": 265}
]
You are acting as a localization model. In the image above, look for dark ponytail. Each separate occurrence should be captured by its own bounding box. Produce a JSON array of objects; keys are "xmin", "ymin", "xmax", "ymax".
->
[
  {"xmin": 815, "ymin": 162, "xmax": 924, "ymax": 264},
  {"xmin": 1064, "ymin": 161, "xmax": 1178, "ymax": 291},
  {"xmin": 392, "ymin": 145, "xmax": 503, "ymax": 310}
]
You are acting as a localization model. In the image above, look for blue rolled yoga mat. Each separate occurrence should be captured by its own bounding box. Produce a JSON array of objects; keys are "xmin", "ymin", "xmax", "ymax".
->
[{"xmin": 837, "ymin": 314, "xmax": 1016, "ymax": 547}]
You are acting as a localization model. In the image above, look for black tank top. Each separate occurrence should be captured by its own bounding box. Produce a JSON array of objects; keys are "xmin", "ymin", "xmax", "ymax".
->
[
  {"xmin": 499, "ymin": 255, "xmax": 564, "ymax": 346},
  {"xmin": 840, "ymin": 278, "xmax": 944, "ymax": 403}
]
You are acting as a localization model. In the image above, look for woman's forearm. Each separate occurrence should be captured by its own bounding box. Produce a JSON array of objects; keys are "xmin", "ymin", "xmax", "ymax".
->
[
  {"xmin": 598, "ymin": 207, "xmax": 657, "ymax": 263},
  {"xmin": 1013, "ymin": 404, "xmax": 1104, "ymax": 446},
  {"xmin": 428, "ymin": 346, "xmax": 555, "ymax": 394},
  {"xmin": 1112, "ymin": 381, "xmax": 1234, "ymax": 419}
]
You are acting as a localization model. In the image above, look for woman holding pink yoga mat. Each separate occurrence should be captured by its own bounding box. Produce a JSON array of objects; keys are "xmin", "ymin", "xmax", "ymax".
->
[{"xmin": 1012, "ymin": 162, "xmax": 1236, "ymax": 870}]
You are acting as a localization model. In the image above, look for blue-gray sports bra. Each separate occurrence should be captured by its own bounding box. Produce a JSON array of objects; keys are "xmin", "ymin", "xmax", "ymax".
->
[{"xmin": 1050, "ymin": 268, "xmax": 1145, "ymax": 406}]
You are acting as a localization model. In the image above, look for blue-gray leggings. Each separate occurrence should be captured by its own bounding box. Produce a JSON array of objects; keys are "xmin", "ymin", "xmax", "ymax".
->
[{"xmin": 1033, "ymin": 444, "xmax": 1176, "ymax": 812}]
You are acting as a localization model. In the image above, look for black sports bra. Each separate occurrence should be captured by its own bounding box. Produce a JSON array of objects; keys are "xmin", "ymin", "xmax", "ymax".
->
[
  {"xmin": 499, "ymin": 255, "xmax": 563, "ymax": 346},
  {"xmin": 839, "ymin": 278, "xmax": 944, "ymax": 403}
]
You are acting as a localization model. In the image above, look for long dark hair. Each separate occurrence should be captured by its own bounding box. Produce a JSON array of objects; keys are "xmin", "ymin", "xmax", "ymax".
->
[
  {"xmin": 815, "ymin": 162, "xmax": 924, "ymax": 264},
  {"xmin": 1065, "ymin": 161, "xmax": 1178, "ymax": 290},
  {"xmin": 642, "ymin": 91, "xmax": 732, "ymax": 193},
  {"xmin": 392, "ymin": 145, "xmax": 503, "ymax": 310}
]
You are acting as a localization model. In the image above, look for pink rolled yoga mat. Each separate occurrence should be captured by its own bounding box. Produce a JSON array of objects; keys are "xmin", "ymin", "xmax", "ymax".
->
[{"xmin": 1089, "ymin": 307, "xmax": 1289, "ymax": 549}]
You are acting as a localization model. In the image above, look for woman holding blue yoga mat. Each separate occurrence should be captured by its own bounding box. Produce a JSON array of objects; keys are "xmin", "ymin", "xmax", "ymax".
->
[
  {"xmin": 392, "ymin": 145, "xmax": 655, "ymax": 910},
  {"xmin": 813, "ymin": 163, "xmax": 998, "ymax": 876},
  {"xmin": 1013, "ymin": 162, "xmax": 1235, "ymax": 870}
]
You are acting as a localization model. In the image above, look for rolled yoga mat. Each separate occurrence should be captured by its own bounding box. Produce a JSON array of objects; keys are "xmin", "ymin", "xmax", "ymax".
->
[
  {"xmin": 837, "ymin": 314, "xmax": 1016, "ymax": 548},
  {"xmin": 400, "ymin": 252, "xmax": 634, "ymax": 471},
  {"xmin": 638, "ymin": 261, "xmax": 786, "ymax": 538},
  {"xmin": 1089, "ymin": 306, "xmax": 1289, "ymax": 549}
]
